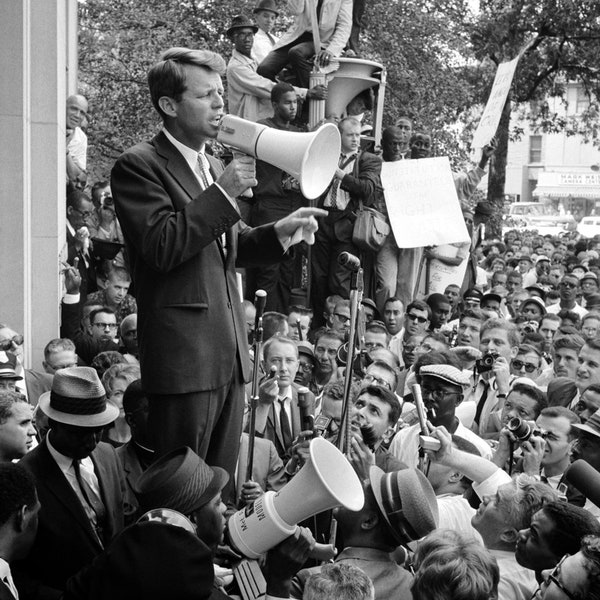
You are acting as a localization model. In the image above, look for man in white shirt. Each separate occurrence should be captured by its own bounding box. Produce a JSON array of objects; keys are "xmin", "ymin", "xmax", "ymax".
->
[
  {"xmin": 252, "ymin": 0, "xmax": 279, "ymax": 64},
  {"xmin": 546, "ymin": 273, "xmax": 588, "ymax": 319},
  {"xmin": 389, "ymin": 364, "xmax": 492, "ymax": 468},
  {"xmin": 0, "ymin": 464, "xmax": 40, "ymax": 600}
]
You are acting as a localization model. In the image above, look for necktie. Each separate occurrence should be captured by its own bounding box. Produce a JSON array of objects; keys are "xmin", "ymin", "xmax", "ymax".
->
[
  {"xmin": 278, "ymin": 398, "xmax": 293, "ymax": 453},
  {"xmin": 329, "ymin": 154, "xmax": 347, "ymax": 209},
  {"xmin": 73, "ymin": 460, "xmax": 106, "ymax": 543},
  {"xmin": 196, "ymin": 153, "xmax": 211, "ymax": 190},
  {"xmin": 267, "ymin": 32, "xmax": 276, "ymax": 45},
  {"xmin": 473, "ymin": 381, "xmax": 490, "ymax": 427}
]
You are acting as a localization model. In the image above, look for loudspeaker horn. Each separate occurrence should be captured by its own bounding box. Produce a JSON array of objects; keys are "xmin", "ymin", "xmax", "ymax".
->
[
  {"xmin": 228, "ymin": 436, "xmax": 364, "ymax": 559},
  {"xmin": 217, "ymin": 115, "xmax": 341, "ymax": 200}
]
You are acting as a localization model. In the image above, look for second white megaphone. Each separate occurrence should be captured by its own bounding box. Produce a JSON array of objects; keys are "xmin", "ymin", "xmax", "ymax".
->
[
  {"xmin": 217, "ymin": 115, "xmax": 341, "ymax": 200},
  {"xmin": 228, "ymin": 436, "xmax": 364, "ymax": 559}
]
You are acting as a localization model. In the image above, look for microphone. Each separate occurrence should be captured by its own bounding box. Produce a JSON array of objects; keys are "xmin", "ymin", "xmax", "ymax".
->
[
  {"xmin": 254, "ymin": 289, "xmax": 267, "ymax": 332},
  {"xmin": 565, "ymin": 459, "xmax": 600, "ymax": 509},
  {"xmin": 297, "ymin": 386, "xmax": 314, "ymax": 432},
  {"xmin": 338, "ymin": 252, "xmax": 361, "ymax": 272}
]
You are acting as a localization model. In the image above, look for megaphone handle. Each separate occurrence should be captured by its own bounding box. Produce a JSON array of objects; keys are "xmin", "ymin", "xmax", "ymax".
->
[
  {"xmin": 310, "ymin": 542, "xmax": 336, "ymax": 562},
  {"xmin": 232, "ymin": 149, "xmax": 254, "ymax": 198}
]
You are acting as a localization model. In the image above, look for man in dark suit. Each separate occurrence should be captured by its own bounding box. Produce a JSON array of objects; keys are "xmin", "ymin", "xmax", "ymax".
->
[
  {"xmin": 14, "ymin": 367, "xmax": 126, "ymax": 599},
  {"xmin": 111, "ymin": 47, "xmax": 325, "ymax": 490},
  {"xmin": 311, "ymin": 116, "xmax": 382, "ymax": 326},
  {"xmin": 0, "ymin": 464, "xmax": 40, "ymax": 600},
  {"xmin": 254, "ymin": 337, "xmax": 315, "ymax": 460}
]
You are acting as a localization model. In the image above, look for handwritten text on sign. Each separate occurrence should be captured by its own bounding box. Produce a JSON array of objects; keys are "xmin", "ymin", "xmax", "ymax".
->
[{"xmin": 381, "ymin": 157, "xmax": 470, "ymax": 248}]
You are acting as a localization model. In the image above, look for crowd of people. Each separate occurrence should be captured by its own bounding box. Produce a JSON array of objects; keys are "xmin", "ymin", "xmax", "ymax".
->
[{"xmin": 3, "ymin": 1, "xmax": 600, "ymax": 599}]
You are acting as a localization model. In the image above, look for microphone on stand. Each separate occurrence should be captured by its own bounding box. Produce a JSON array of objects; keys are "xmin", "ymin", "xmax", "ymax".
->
[
  {"xmin": 254, "ymin": 289, "xmax": 267, "ymax": 333},
  {"xmin": 338, "ymin": 252, "xmax": 361, "ymax": 272}
]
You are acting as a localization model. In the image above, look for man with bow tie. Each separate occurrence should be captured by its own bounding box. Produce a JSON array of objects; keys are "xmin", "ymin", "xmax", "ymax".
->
[
  {"xmin": 111, "ymin": 47, "xmax": 325, "ymax": 495},
  {"xmin": 311, "ymin": 116, "xmax": 382, "ymax": 326}
]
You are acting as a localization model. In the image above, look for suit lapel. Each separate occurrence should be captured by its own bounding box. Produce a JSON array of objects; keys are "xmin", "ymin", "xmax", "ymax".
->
[
  {"xmin": 153, "ymin": 132, "xmax": 203, "ymax": 204},
  {"xmin": 38, "ymin": 442, "xmax": 103, "ymax": 551}
]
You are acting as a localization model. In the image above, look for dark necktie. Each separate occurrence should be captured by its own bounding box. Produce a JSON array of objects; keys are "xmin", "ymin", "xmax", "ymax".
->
[
  {"xmin": 73, "ymin": 460, "xmax": 106, "ymax": 544},
  {"xmin": 473, "ymin": 381, "xmax": 490, "ymax": 427},
  {"xmin": 278, "ymin": 398, "xmax": 293, "ymax": 453}
]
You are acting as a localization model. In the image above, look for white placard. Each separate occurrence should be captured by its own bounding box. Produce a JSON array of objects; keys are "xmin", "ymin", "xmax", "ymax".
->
[
  {"xmin": 381, "ymin": 157, "xmax": 470, "ymax": 249},
  {"xmin": 471, "ymin": 57, "xmax": 519, "ymax": 149}
]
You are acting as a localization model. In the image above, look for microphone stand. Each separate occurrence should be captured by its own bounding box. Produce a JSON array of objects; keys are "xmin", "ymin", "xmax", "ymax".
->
[
  {"xmin": 327, "ymin": 260, "xmax": 363, "ymax": 556},
  {"xmin": 245, "ymin": 292, "xmax": 267, "ymax": 487}
]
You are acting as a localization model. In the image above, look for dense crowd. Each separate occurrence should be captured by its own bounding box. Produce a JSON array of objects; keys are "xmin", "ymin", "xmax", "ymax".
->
[{"xmin": 2, "ymin": 1, "xmax": 600, "ymax": 599}]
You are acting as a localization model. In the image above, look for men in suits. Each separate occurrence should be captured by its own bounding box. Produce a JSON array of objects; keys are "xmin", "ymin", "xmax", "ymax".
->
[
  {"xmin": 111, "ymin": 48, "xmax": 325, "ymax": 492},
  {"xmin": 0, "ymin": 390, "xmax": 36, "ymax": 463},
  {"xmin": 14, "ymin": 367, "xmax": 126, "ymax": 599},
  {"xmin": 0, "ymin": 464, "xmax": 40, "ymax": 600},
  {"xmin": 311, "ymin": 117, "xmax": 382, "ymax": 324},
  {"xmin": 255, "ymin": 336, "xmax": 315, "ymax": 460}
]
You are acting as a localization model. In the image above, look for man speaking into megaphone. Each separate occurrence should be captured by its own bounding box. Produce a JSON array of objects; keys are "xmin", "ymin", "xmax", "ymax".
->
[{"xmin": 111, "ymin": 47, "xmax": 327, "ymax": 496}]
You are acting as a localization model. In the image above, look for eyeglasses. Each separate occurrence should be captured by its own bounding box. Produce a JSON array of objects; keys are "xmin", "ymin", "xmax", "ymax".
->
[
  {"xmin": 363, "ymin": 373, "xmax": 392, "ymax": 390},
  {"xmin": 73, "ymin": 208, "xmax": 94, "ymax": 219},
  {"xmin": 560, "ymin": 281, "xmax": 578, "ymax": 288},
  {"xmin": 406, "ymin": 313, "xmax": 428, "ymax": 324},
  {"xmin": 421, "ymin": 387, "xmax": 461, "ymax": 402},
  {"xmin": 333, "ymin": 313, "xmax": 350, "ymax": 324},
  {"xmin": 539, "ymin": 555, "xmax": 578, "ymax": 600},
  {"xmin": 93, "ymin": 322, "xmax": 118, "ymax": 330},
  {"xmin": 511, "ymin": 359, "xmax": 539, "ymax": 373},
  {"xmin": 0, "ymin": 334, "xmax": 24, "ymax": 351},
  {"xmin": 299, "ymin": 362, "xmax": 314, "ymax": 372}
]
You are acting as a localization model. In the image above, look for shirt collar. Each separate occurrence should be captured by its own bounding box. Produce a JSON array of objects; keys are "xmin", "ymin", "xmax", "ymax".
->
[
  {"xmin": 46, "ymin": 432, "xmax": 74, "ymax": 475},
  {"xmin": 162, "ymin": 127, "xmax": 206, "ymax": 171}
]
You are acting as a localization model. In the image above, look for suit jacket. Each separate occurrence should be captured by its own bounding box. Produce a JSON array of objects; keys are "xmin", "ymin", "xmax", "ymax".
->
[
  {"xmin": 111, "ymin": 131, "xmax": 285, "ymax": 394},
  {"xmin": 274, "ymin": 0, "xmax": 352, "ymax": 57},
  {"xmin": 256, "ymin": 383, "xmax": 316, "ymax": 459},
  {"xmin": 66, "ymin": 228, "xmax": 97, "ymax": 302},
  {"xmin": 115, "ymin": 441, "xmax": 150, "ymax": 520},
  {"xmin": 23, "ymin": 370, "xmax": 53, "ymax": 406},
  {"xmin": 0, "ymin": 580, "xmax": 15, "ymax": 600},
  {"xmin": 14, "ymin": 439, "xmax": 126, "ymax": 599},
  {"xmin": 233, "ymin": 433, "xmax": 287, "ymax": 506},
  {"xmin": 319, "ymin": 151, "xmax": 382, "ymax": 239}
]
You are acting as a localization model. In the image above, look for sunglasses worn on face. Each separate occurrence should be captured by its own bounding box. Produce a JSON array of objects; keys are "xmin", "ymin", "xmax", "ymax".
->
[
  {"xmin": 0, "ymin": 335, "xmax": 24, "ymax": 351},
  {"xmin": 407, "ymin": 313, "xmax": 428, "ymax": 324},
  {"xmin": 511, "ymin": 359, "xmax": 539, "ymax": 373}
]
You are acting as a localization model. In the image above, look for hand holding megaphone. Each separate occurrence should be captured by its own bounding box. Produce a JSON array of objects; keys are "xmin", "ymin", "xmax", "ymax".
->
[{"xmin": 217, "ymin": 152, "xmax": 257, "ymax": 198}]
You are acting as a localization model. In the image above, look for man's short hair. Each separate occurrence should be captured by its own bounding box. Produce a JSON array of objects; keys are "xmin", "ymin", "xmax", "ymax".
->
[
  {"xmin": 66, "ymin": 189, "xmax": 91, "ymax": 211},
  {"xmin": 43, "ymin": 338, "xmax": 76, "ymax": 361},
  {"xmin": 406, "ymin": 299, "xmax": 431, "ymax": 319},
  {"xmin": 411, "ymin": 529, "xmax": 499, "ymax": 600},
  {"xmin": 357, "ymin": 384, "xmax": 400, "ymax": 425},
  {"xmin": 270, "ymin": 81, "xmax": 295, "ymax": 103},
  {"xmin": 553, "ymin": 332, "xmax": 585, "ymax": 352},
  {"xmin": 338, "ymin": 116, "xmax": 361, "ymax": 132},
  {"xmin": 89, "ymin": 307, "xmax": 117, "ymax": 326},
  {"xmin": 509, "ymin": 382, "xmax": 547, "ymax": 417},
  {"xmin": 322, "ymin": 379, "xmax": 346, "ymax": 402},
  {"xmin": 122, "ymin": 379, "xmax": 147, "ymax": 415},
  {"xmin": 459, "ymin": 308, "xmax": 484, "ymax": 322},
  {"xmin": 262, "ymin": 335, "xmax": 298, "ymax": 361},
  {"xmin": 262, "ymin": 311, "xmax": 289, "ymax": 341},
  {"xmin": 584, "ymin": 337, "xmax": 600, "ymax": 353},
  {"xmin": 365, "ymin": 320, "xmax": 388, "ymax": 336},
  {"xmin": 540, "ymin": 313, "xmax": 561, "ymax": 327},
  {"xmin": 500, "ymin": 474, "xmax": 559, "ymax": 531},
  {"xmin": 539, "ymin": 406, "xmax": 580, "ymax": 440},
  {"xmin": 106, "ymin": 266, "xmax": 131, "ymax": 283},
  {"xmin": 538, "ymin": 501, "xmax": 600, "ymax": 558},
  {"xmin": 557, "ymin": 309, "xmax": 581, "ymax": 327},
  {"xmin": 288, "ymin": 305, "xmax": 313, "ymax": 318},
  {"xmin": 313, "ymin": 327, "xmax": 345, "ymax": 346},
  {"xmin": 383, "ymin": 296, "xmax": 403, "ymax": 309},
  {"xmin": 516, "ymin": 343, "xmax": 542, "ymax": 360},
  {"xmin": 148, "ymin": 47, "xmax": 226, "ymax": 120},
  {"xmin": 0, "ymin": 391, "xmax": 28, "ymax": 425},
  {"xmin": 304, "ymin": 562, "xmax": 374, "ymax": 600},
  {"xmin": 0, "ymin": 463, "xmax": 36, "ymax": 528},
  {"xmin": 480, "ymin": 318, "xmax": 520, "ymax": 348},
  {"xmin": 366, "ymin": 359, "xmax": 399, "ymax": 390},
  {"xmin": 90, "ymin": 351, "xmax": 127, "ymax": 380},
  {"xmin": 583, "ymin": 312, "xmax": 600, "ymax": 325}
]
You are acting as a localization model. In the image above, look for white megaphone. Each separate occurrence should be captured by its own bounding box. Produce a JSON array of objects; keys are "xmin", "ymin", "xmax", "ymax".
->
[
  {"xmin": 217, "ymin": 115, "xmax": 341, "ymax": 200},
  {"xmin": 228, "ymin": 437, "xmax": 364, "ymax": 559}
]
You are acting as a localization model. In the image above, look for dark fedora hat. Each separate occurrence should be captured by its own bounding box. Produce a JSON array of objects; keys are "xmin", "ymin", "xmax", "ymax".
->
[
  {"xmin": 134, "ymin": 447, "xmax": 229, "ymax": 515},
  {"xmin": 369, "ymin": 466, "xmax": 438, "ymax": 544},
  {"xmin": 38, "ymin": 366, "xmax": 118, "ymax": 428},
  {"xmin": 253, "ymin": 0, "xmax": 279, "ymax": 15},
  {"xmin": 226, "ymin": 15, "xmax": 258, "ymax": 38},
  {"xmin": 91, "ymin": 237, "xmax": 124, "ymax": 260}
]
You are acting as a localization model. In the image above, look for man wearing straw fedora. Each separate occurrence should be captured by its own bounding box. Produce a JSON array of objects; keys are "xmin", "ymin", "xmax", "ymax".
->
[{"xmin": 14, "ymin": 367, "xmax": 126, "ymax": 599}]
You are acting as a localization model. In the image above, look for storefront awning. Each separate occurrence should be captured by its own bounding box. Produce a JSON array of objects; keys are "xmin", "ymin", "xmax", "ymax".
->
[{"xmin": 533, "ymin": 185, "xmax": 600, "ymax": 198}]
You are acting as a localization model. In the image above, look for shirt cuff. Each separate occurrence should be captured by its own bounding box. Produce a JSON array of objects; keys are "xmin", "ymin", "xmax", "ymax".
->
[{"xmin": 63, "ymin": 293, "xmax": 80, "ymax": 304}]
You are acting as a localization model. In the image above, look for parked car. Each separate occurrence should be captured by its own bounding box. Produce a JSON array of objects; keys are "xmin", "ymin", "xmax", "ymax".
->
[{"xmin": 578, "ymin": 216, "xmax": 600, "ymax": 238}]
